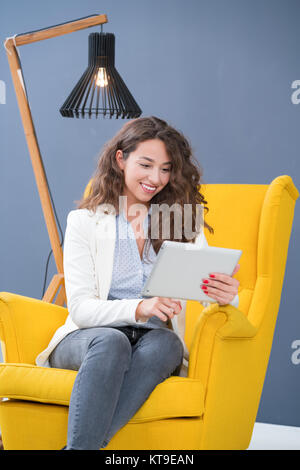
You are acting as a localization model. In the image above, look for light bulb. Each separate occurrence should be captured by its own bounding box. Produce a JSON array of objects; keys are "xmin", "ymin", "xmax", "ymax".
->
[{"xmin": 96, "ymin": 68, "xmax": 108, "ymax": 87}]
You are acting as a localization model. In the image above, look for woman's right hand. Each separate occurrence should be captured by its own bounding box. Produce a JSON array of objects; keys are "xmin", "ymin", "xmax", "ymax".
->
[{"xmin": 135, "ymin": 297, "xmax": 182, "ymax": 323}]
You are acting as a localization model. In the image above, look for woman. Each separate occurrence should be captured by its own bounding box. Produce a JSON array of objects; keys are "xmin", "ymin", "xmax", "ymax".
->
[{"xmin": 36, "ymin": 116, "xmax": 240, "ymax": 450}]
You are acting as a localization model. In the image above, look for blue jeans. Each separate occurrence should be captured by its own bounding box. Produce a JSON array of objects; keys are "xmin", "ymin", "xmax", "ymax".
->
[{"xmin": 49, "ymin": 326, "xmax": 184, "ymax": 450}]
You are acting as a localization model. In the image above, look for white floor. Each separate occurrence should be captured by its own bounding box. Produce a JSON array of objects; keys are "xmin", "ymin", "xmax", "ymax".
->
[{"xmin": 247, "ymin": 422, "xmax": 300, "ymax": 450}]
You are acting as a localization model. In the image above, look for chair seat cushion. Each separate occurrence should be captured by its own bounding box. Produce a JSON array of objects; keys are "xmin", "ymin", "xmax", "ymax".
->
[{"xmin": 0, "ymin": 363, "xmax": 204, "ymax": 422}]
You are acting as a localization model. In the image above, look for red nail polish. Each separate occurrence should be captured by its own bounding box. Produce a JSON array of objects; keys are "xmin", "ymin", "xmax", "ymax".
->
[
  {"xmin": 209, "ymin": 274, "xmax": 215, "ymax": 278},
  {"xmin": 203, "ymin": 280, "xmax": 209, "ymax": 284}
]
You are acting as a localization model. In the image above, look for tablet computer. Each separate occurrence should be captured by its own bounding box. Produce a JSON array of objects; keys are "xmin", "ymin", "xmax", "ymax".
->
[{"xmin": 141, "ymin": 240, "xmax": 242, "ymax": 302}]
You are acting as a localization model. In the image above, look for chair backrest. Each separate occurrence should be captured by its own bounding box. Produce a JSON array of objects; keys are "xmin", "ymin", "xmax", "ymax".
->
[
  {"xmin": 200, "ymin": 180, "xmax": 269, "ymax": 317},
  {"xmin": 185, "ymin": 175, "xmax": 298, "ymax": 347}
]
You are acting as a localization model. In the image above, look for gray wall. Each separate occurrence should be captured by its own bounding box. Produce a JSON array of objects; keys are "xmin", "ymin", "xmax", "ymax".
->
[{"xmin": 1, "ymin": 0, "xmax": 299, "ymax": 427}]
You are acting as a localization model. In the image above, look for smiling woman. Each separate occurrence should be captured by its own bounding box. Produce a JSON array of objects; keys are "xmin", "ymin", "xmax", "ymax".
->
[{"xmin": 38, "ymin": 116, "xmax": 240, "ymax": 450}]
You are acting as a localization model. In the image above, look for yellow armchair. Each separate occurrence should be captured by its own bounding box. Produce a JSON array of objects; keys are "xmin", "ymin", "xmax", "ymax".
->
[{"xmin": 0, "ymin": 175, "xmax": 298, "ymax": 450}]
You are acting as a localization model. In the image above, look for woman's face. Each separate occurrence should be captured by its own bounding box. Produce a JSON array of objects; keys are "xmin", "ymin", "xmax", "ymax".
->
[{"xmin": 115, "ymin": 139, "xmax": 172, "ymax": 207}]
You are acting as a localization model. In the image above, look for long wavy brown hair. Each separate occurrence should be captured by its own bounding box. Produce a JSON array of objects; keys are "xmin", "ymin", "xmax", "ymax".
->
[{"xmin": 77, "ymin": 116, "xmax": 214, "ymax": 261}]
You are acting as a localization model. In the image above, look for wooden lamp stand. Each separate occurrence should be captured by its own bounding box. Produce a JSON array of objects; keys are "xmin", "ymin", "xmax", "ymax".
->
[{"xmin": 4, "ymin": 14, "xmax": 108, "ymax": 306}]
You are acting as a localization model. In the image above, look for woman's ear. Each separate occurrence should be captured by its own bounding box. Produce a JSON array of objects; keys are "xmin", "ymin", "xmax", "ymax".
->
[{"xmin": 115, "ymin": 149, "xmax": 125, "ymax": 171}]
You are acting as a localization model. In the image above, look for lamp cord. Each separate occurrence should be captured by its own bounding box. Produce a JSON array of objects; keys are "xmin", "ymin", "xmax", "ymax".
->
[
  {"xmin": 37, "ymin": 125, "xmax": 64, "ymax": 298},
  {"xmin": 40, "ymin": 165, "xmax": 64, "ymax": 300}
]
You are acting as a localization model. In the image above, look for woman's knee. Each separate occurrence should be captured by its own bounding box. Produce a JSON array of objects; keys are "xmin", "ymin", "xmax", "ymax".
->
[
  {"xmin": 155, "ymin": 328, "xmax": 183, "ymax": 349},
  {"xmin": 159, "ymin": 329, "xmax": 184, "ymax": 363},
  {"xmin": 89, "ymin": 328, "xmax": 132, "ymax": 361},
  {"xmin": 141, "ymin": 328, "xmax": 184, "ymax": 372},
  {"xmin": 49, "ymin": 328, "xmax": 132, "ymax": 371}
]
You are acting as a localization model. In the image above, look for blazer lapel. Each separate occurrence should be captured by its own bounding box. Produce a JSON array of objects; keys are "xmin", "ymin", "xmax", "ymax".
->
[{"xmin": 94, "ymin": 206, "xmax": 117, "ymax": 300}]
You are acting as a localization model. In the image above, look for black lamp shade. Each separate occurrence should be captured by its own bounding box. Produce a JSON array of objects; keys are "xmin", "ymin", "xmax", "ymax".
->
[{"xmin": 60, "ymin": 33, "xmax": 142, "ymax": 119}]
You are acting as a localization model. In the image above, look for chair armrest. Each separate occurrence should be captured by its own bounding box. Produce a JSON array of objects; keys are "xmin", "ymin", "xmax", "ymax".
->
[
  {"xmin": 0, "ymin": 292, "xmax": 68, "ymax": 364},
  {"xmin": 211, "ymin": 302, "xmax": 257, "ymax": 339},
  {"xmin": 188, "ymin": 302, "xmax": 257, "ymax": 381}
]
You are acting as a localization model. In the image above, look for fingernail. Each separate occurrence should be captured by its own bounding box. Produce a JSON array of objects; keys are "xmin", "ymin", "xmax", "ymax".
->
[
  {"xmin": 209, "ymin": 274, "xmax": 215, "ymax": 278},
  {"xmin": 203, "ymin": 280, "xmax": 209, "ymax": 284}
]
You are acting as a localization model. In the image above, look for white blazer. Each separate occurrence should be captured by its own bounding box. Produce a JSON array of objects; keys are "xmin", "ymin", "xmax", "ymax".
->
[{"xmin": 35, "ymin": 203, "xmax": 239, "ymax": 376}]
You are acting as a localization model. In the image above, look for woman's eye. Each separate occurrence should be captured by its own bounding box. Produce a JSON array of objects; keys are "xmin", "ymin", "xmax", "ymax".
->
[{"xmin": 139, "ymin": 164, "xmax": 170, "ymax": 172}]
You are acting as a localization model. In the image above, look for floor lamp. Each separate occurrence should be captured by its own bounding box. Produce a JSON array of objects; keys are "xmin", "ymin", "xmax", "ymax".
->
[{"xmin": 4, "ymin": 14, "xmax": 120, "ymax": 307}]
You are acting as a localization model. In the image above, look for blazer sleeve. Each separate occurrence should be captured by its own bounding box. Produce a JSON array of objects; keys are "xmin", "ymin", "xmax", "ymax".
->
[{"xmin": 63, "ymin": 210, "xmax": 148, "ymax": 329}]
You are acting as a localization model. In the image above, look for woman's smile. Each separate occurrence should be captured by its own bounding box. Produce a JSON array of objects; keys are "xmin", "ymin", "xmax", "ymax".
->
[{"xmin": 140, "ymin": 182, "xmax": 157, "ymax": 193}]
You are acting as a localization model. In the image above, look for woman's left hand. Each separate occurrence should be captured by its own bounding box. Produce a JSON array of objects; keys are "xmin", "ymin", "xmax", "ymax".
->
[{"xmin": 201, "ymin": 264, "xmax": 240, "ymax": 306}]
